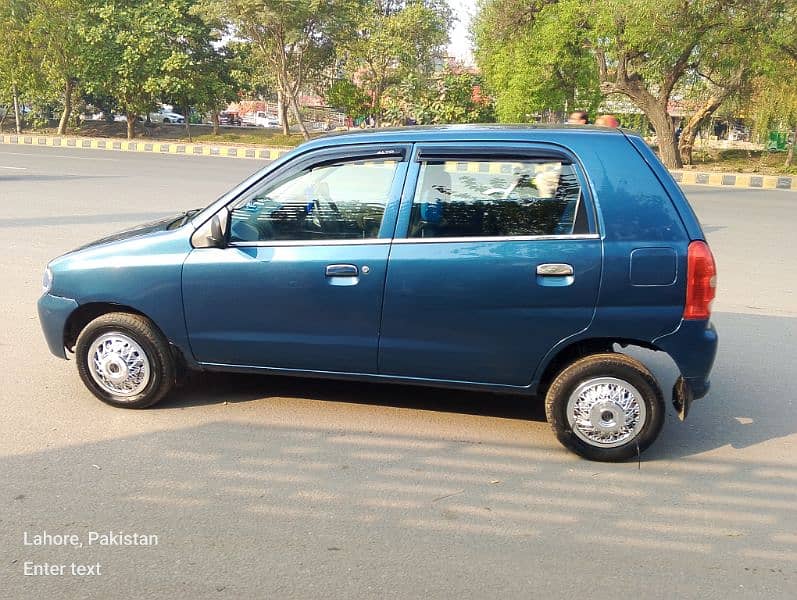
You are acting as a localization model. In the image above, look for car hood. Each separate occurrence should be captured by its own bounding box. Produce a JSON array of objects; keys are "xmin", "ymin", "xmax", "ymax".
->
[{"xmin": 70, "ymin": 209, "xmax": 200, "ymax": 253}]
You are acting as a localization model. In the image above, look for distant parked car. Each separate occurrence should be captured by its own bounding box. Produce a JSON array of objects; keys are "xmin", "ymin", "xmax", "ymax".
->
[
  {"xmin": 37, "ymin": 125, "xmax": 718, "ymax": 462},
  {"xmin": 149, "ymin": 110, "xmax": 185, "ymax": 124},
  {"xmin": 218, "ymin": 111, "xmax": 242, "ymax": 126},
  {"xmin": 257, "ymin": 112, "xmax": 280, "ymax": 128}
]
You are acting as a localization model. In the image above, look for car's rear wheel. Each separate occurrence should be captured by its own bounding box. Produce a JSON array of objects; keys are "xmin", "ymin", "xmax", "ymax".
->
[
  {"xmin": 545, "ymin": 353, "xmax": 665, "ymax": 461},
  {"xmin": 75, "ymin": 312, "xmax": 174, "ymax": 409}
]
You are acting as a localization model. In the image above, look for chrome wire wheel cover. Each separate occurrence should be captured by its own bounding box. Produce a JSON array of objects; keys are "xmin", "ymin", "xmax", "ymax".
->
[
  {"xmin": 87, "ymin": 332, "xmax": 151, "ymax": 398},
  {"xmin": 566, "ymin": 377, "xmax": 647, "ymax": 448}
]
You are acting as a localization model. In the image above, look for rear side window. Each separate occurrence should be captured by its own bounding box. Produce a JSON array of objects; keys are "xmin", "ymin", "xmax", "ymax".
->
[{"xmin": 409, "ymin": 159, "xmax": 586, "ymax": 239}]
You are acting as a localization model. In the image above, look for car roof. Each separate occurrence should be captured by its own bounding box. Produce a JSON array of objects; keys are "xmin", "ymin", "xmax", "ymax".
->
[{"xmin": 300, "ymin": 124, "xmax": 626, "ymax": 152}]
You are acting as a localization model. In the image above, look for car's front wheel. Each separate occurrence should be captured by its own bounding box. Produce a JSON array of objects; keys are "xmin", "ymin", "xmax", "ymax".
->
[
  {"xmin": 75, "ymin": 312, "xmax": 175, "ymax": 408},
  {"xmin": 545, "ymin": 353, "xmax": 665, "ymax": 461}
]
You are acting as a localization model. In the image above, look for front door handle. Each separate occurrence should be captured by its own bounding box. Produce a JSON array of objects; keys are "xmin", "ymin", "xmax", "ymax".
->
[
  {"xmin": 325, "ymin": 264, "xmax": 359, "ymax": 277},
  {"xmin": 536, "ymin": 263, "xmax": 574, "ymax": 276}
]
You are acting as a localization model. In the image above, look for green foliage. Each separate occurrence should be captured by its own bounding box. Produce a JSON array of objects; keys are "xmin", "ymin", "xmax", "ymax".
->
[
  {"xmin": 751, "ymin": 3, "xmax": 797, "ymax": 137},
  {"xmin": 325, "ymin": 78, "xmax": 371, "ymax": 118},
  {"xmin": 474, "ymin": 0, "xmax": 790, "ymax": 167},
  {"xmin": 474, "ymin": 0, "xmax": 599, "ymax": 121},
  {"xmin": 0, "ymin": 1, "xmax": 36, "ymax": 111},
  {"xmin": 343, "ymin": 0, "xmax": 452, "ymax": 122},
  {"xmin": 81, "ymin": 0, "xmax": 221, "ymax": 122},
  {"xmin": 195, "ymin": 0, "xmax": 361, "ymax": 137},
  {"xmin": 383, "ymin": 68, "xmax": 495, "ymax": 124}
]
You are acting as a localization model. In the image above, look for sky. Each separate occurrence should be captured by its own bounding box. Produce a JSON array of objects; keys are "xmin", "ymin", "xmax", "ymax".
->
[{"xmin": 447, "ymin": 0, "xmax": 476, "ymax": 65}]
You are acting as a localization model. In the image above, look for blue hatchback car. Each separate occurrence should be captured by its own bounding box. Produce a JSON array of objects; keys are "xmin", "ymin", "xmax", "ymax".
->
[{"xmin": 38, "ymin": 125, "xmax": 717, "ymax": 461}]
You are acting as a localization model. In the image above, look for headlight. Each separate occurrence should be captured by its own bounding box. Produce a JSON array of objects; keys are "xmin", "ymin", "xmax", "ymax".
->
[{"xmin": 42, "ymin": 266, "xmax": 53, "ymax": 294}]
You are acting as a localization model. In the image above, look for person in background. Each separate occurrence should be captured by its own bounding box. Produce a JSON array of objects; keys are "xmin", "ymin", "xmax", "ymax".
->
[
  {"xmin": 568, "ymin": 110, "xmax": 589, "ymax": 124},
  {"xmin": 595, "ymin": 114, "xmax": 620, "ymax": 128}
]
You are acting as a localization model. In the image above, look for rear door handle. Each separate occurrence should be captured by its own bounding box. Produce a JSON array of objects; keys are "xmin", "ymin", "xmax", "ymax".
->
[
  {"xmin": 536, "ymin": 263, "xmax": 574, "ymax": 276},
  {"xmin": 325, "ymin": 264, "xmax": 359, "ymax": 277}
]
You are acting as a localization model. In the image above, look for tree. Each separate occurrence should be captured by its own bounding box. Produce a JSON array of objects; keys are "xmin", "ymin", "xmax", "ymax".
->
[
  {"xmin": 28, "ymin": 0, "xmax": 91, "ymax": 134},
  {"xmin": 81, "ymin": 0, "xmax": 222, "ymax": 139},
  {"xmin": 0, "ymin": 0, "xmax": 35, "ymax": 133},
  {"xmin": 474, "ymin": 0, "xmax": 600, "ymax": 122},
  {"xmin": 474, "ymin": 0, "xmax": 778, "ymax": 169},
  {"xmin": 382, "ymin": 67, "xmax": 495, "ymax": 124},
  {"xmin": 344, "ymin": 0, "xmax": 451, "ymax": 125},
  {"xmin": 748, "ymin": 59, "xmax": 797, "ymax": 168},
  {"xmin": 325, "ymin": 78, "xmax": 371, "ymax": 121},
  {"xmin": 155, "ymin": 1, "xmax": 233, "ymax": 141},
  {"xmin": 196, "ymin": 0, "xmax": 358, "ymax": 139}
]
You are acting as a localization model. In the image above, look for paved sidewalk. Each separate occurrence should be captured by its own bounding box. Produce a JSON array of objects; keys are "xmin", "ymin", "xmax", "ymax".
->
[{"xmin": 2, "ymin": 132, "xmax": 795, "ymax": 191}]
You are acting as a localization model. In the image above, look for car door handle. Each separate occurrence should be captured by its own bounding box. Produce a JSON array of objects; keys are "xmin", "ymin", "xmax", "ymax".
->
[
  {"xmin": 536, "ymin": 263, "xmax": 574, "ymax": 276},
  {"xmin": 325, "ymin": 264, "xmax": 359, "ymax": 277}
]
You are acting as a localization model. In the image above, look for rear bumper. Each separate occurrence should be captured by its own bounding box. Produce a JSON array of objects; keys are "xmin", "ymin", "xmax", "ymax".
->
[
  {"xmin": 654, "ymin": 319, "xmax": 717, "ymax": 417},
  {"xmin": 38, "ymin": 293, "xmax": 78, "ymax": 358}
]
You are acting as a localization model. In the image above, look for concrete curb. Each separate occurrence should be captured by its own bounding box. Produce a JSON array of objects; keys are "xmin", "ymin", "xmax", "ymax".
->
[
  {"xmin": 0, "ymin": 132, "xmax": 290, "ymax": 161},
  {"xmin": 669, "ymin": 170, "xmax": 795, "ymax": 191},
  {"xmin": 2, "ymin": 133, "xmax": 795, "ymax": 191}
]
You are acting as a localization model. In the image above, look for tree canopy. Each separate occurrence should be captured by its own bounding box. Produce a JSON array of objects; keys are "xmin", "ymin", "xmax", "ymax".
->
[{"xmin": 474, "ymin": 0, "xmax": 792, "ymax": 168}]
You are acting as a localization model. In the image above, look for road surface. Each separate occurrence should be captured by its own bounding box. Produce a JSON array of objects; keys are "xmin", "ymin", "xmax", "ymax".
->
[{"xmin": 1, "ymin": 145, "xmax": 795, "ymax": 599}]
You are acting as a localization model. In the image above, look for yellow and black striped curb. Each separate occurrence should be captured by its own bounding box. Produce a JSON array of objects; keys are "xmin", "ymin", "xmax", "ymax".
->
[
  {"xmin": 0, "ymin": 133, "xmax": 290, "ymax": 161},
  {"xmin": 671, "ymin": 170, "xmax": 796, "ymax": 191}
]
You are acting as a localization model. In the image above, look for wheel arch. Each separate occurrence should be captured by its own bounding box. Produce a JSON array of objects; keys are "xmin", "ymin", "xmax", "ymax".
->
[
  {"xmin": 63, "ymin": 302, "xmax": 191, "ymax": 374},
  {"xmin": 534, "ymin": 337, "xmax": 661, "ymax": 398}
]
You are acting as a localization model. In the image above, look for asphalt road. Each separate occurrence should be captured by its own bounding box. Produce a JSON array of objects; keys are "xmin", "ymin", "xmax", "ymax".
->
[{"xmin": 1, "ymin": 145, "xmax": 796, "ymax": 599}]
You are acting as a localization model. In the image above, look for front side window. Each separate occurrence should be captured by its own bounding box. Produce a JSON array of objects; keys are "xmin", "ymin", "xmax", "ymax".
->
[
  {"xmin": 229, "ymin": 157, "xmax": 399, "ymax": 243},
  {"xmin": 409, "ymin": 159, "xmax": 584, "ymax": 239}
]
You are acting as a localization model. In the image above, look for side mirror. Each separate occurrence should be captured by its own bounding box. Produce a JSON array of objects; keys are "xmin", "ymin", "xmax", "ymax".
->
[
  {"xmin": 191, "ymin": 209, "xmax": 229, "ymax": 248},
  {"xmin": 210, "ymin": 214, "xmax": 224, "ymax": 241}
]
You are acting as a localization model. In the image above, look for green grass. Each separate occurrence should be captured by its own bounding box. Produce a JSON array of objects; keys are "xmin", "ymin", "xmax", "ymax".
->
[
  {"xmin": 191, "ymin": 131, "xmax": 307, "ymax": 147},
  {"xmin": 688, "ymin": 148, "xmax": 797, "ymax": 176}
]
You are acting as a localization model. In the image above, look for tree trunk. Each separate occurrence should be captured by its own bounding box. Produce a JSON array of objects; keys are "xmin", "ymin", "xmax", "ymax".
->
[
  {"xmin": 646, "ymin": 104, "xmax": 681, "ymax": 169},
  {"xmin": 12, "ymin": 83, "xmax": 22, "ymax": 134},
  {"xmin": 126, "ymin": 113, "xmax": 136, "ymax": 139},
  {"xmin": 278, "ymin": 90, "xmax": 289, "ymax": 136},
  {"xmin": 372, "ymin": 89, "xmax": 382, "ymax": 128},
  {"xmin": 679, "ymin": 95, "xmax": 729, "ymax": 166},
  {"xmin": 786, "ymin": 125, "xmax": 797, "ymax": 168},
  {"xmin": 57, "ymin": 78, "xmax": 74, "ymax": 135},
  {"xmin": 211, "ymin": 111, "xmax": 219, "ymax": 136},
  {"xmin": 184, "ymin": 104, "xmax": 191, "ymax": 142},
  {"xmin": 288, "ymin": 91, "xmax": 309, "ymax": 140}
]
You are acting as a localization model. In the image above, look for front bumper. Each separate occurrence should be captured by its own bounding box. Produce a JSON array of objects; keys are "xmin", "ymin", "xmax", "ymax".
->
[{"xmin": 37, "ymin": 293, "xmax": 78, "ymax": 358}]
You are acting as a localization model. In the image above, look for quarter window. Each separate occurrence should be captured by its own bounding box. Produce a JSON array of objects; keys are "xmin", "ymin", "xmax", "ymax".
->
[
  {"xmin": 409, "ymin": 159, "xmax": 585, "ymax": 238},
  {"xmin": 229, "ymin": 158, "xmax": 399, "ymax": 243}
]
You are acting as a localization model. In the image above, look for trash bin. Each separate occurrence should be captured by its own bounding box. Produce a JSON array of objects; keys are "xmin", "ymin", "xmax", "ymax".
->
[{"xmin": 767, "ymin": 131, "xmax": 788, "ymax": 151}]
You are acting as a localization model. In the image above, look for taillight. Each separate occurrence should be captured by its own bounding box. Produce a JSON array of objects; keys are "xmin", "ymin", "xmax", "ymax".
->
[{"xmin": 684, "ymin": 240, "xmax": 717, "ymax": 320}]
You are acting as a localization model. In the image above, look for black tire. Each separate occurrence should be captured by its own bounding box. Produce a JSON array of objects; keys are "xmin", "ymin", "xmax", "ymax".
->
[
  {"xmin": 545, "ymin": 353, "xmax": 665, "ymax": 461},
  {"xmin": 75, "ymin": 312, "xmax": 175, "ymax": 409}
]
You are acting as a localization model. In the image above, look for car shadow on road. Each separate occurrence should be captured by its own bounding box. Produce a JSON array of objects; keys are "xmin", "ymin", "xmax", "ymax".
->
[
  {"xmin": 162, "ymin": 372, "xmax": 548, "ymax": 423},
  {"xmin": 159, "ymin": 310, "xmax": 795, "ymax": 462}
]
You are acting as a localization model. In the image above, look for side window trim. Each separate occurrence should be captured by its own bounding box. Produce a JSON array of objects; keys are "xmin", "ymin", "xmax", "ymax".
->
[
  {"xmin": 225, "ymin": 144, "xmax": 412, "ymax": 247},
  {"xmin": 394, "ymin": 142, "xmax": 599, "ymax": 241}
]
